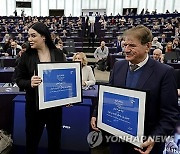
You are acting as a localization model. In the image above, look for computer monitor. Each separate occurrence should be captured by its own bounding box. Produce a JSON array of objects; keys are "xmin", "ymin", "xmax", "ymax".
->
[{"xmin": 164, "ymin": 52, "xmax": 178, "ymax": 63}]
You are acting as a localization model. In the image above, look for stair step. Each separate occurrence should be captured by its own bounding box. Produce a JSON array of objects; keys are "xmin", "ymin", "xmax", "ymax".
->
[
  {"xmin": 85, "ymin": 53, "xmax": 94, "ymax": 58},
  {"xmin": 87, "ymin": 58, "xmax": 96, "ymax": 65},
  {"xmin": 83, "ymin": 47, "xmax": 96, "ymax": 53}
]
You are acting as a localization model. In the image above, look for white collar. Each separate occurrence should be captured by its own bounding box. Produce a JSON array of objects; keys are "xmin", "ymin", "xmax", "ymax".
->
[{"xmin": 129, "ymin": 55, "xmax": 149, "ymax": 71}]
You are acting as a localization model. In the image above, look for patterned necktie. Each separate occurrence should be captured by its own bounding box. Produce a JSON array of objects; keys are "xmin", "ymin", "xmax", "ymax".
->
[{"xmin": 130, "ymin": 64, "xmax": 139, "ymax": 71}]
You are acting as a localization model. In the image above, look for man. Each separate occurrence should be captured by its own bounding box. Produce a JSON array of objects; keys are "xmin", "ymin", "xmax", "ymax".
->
[
  {"xmin": 159, "ymin": 34, "xmax": 167, "ymax": 44},
  {"xmin": 152, "ymin": 48, "xmax": 163, "ymax": 63},
  {"xmin": 94, "ymin": 41, "xmax": 109, "ymax": 71},
  {"xmin": 88, "ymin": 21, "xmax": 96, "ymax": 48},
  {"xmin": 91, "ymin": 25, "xmax": 179, "ymax": 154},
  {"xmin": 56, "ymin": 40, "xmax": 69, "ymax": 56},
  {"xmin": 152, "ymin": 37, "xmax": 163, "ymax": 50},
  {"xmin": 6, "ymin": 41, "xmax": 21, "ymax": 57},
  {"xmin": 13, "ymin": 10, "xmax": 17, "ymax": 16},
  {"xmin": 114, "ymin": 36, "xmax": 122, "ymax": 54},
  {"xmin": 21, "ymin": 10, "xmax": 25, "ymax": 17}
]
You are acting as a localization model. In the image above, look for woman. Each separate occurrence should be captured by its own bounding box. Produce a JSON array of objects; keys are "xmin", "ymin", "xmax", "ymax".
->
[
  {"xmin": 73, "ymin": 52, "xmax": 96, "ymax": 87},
  {"xmin": 165, "ymin": 41, "xmax": 174, "ymax": 52},
  {"xmin": 56, "ymin": 39, "xmax": 69, "ymax": 56},
  {"xmin": 16, "ymin": 22, "xmax": 66, "ymax": 154}
]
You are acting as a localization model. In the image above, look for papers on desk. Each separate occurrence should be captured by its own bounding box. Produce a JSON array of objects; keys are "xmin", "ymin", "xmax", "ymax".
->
[{"xmin": 82, "ymin": 85, "xmax": 96, "ymax": 90}]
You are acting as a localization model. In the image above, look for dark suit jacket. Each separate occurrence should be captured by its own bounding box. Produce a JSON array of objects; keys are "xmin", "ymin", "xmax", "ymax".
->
[
  {"xmin": 6, "ymin": 48, "xmax": 20, "ymax": 56},
  {"xmin": 16, "ymin": 48, "xmax": 66, "ymax": 105},
  {"xmin": 109, "ymin": 58, "xmax": 179, "ymax": 137},
  {"xmin": 114, "ymin": 40, "xmax": 122, "ymax": 53},
  {"xmin": 92, "ymin": 58, "xmax": 179, "ymax": 140}
]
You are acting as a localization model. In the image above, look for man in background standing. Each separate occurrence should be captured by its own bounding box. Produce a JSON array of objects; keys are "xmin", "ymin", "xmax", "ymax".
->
[{"xmin": 88, "ymin": 21, "xmax": 96, "ymax": 48}]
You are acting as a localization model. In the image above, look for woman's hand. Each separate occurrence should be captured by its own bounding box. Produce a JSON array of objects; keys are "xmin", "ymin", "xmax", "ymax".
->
[
  {"xmin": 31, "ymin": 75, "xmax": 42, "ymax": 88},
  {"xmin": 82, "ymin": 80, "xmax": 87, "ymax": 87}
]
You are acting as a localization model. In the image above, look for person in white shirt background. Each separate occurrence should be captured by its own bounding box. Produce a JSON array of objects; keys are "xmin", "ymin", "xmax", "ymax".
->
[
  {"xmin": 152, "ymin": 48, "xmax": 164, "ymax": 63},
  {"xmin": 73, "ymin": 52, "xmax": 96, "ymax": 87},
  {"xmin": 94, "ymin": 41, "xmax": 109, "ymax": 71},
  {"xmin": 152, "ymin": 37, "xmax": 163, "ymax": 50}
]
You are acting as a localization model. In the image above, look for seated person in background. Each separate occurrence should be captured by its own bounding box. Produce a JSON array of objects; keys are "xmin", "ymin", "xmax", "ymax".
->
[
  {"xmin": 62, "ymin": 30, "xmax": 67, "ymax": 38},
  {"xmin": 165, "ymin": 23, "xmax": 173, "ymax": 30},
  {"xmin": 73, "ymin": 52, "xmax": 96, "ymax": 87},
  {"xmin": 165, "ymin": 41, "xmax": 174, "ymax": 52},
  {"xmin": 15, "ymin": 43, "xmax": 28, "ymax": 64},
  {"xmin": 15, "ymin": 40, "xmax": 22, "ymax": 50},
  {"xmin": 5, "ymin": 41, "xmax": 21, "ymax": 57},
  {"xmin": 152, "ymin": 37, "xmax": 163, "ymax": 50},
  {"xmin": 2, "ymin": 39, "xmax": 11, "ymax": 52},
  {"xmin": 153, "ymin": 48, "xmax": 163, "ymax": 63},
  {"xmin": 159, "ymin": 34, "xmax": 168, "ymax": 44},
  {"xmin": 16, "ymin": 33, "xmax": 25, "ymax": 44},
  {"xmin": 56, "ymin": 39, "xmax": 69, "ymax": 56},
  {"xmin": 175, "ymin": 27, "xmax": 180, "ymax": 37},
  {"xmin": 173, "ymin": 37, "xmax": 180, "ymax": 49},
  {"xmin": 51, "ymin": 32, "xmax": 60, "ymax": 45},
  {"xmin": 94, "ymin": 41, "xmax": 109, "ymax": 71},
  {"xmin": 152, "ymin": 22, "xmax": 160, "ymax": 31},
  {"xmin": 1, "ymin": 34, "xmax": 10, "ymax": 43}
]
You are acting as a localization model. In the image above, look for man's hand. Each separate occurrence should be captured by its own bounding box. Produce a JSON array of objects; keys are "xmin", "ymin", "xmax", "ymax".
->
[
  {"xmin": 134, "ymin": 137, "xmax": 155, "ymax": 154},
  {"xmin": 91, "ymin": 117, "xmax": 99, "ymax": 131}
]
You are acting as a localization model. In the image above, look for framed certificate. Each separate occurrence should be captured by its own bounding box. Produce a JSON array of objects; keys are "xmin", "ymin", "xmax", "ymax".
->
[
  {"xmin": 97, "ymin": 85, "xmax": 146, "ymax": 147},
  {"xmin": 37, "ymin": 62, "xmax": 82, "ymax": 110}
]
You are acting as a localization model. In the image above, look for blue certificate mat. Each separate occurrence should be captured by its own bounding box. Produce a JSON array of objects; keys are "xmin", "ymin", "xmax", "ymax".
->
[
  {"xmin": 102, "ymin": 92, "xmax": 139, "ymax": 136},
  {"xmin": 97, "ymin": 85, "xmax": 146, "ymax": 148},
  {"xmin": 38, "ymin": 62, "xmax": 82, "ymax": 110},
  {"xmin": 43, "ymin": 68, "xmax": 77, "ymax": 102}
]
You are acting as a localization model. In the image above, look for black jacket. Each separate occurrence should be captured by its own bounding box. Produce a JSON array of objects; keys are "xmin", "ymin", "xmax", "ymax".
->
[
  {"xmin": 16, "ymin": 48, "xmax": 66, "ymax": 105},
  {"xmin": 93, "ymin": 58, "xmax": 179, "ymax": 137},
  {"xmin": 6, "ymin": 48, "xmax": 21, "ymax": 56}
]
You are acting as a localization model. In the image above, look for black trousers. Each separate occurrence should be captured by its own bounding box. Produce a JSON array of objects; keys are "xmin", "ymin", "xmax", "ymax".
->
[
  {"xmin": 109, "ymin": 141, "xmax": 165, "ymax": 154},
  {"xmin": 25, "ymin": 103, "xmax": 62, "ymax": 154},
  {"xmin": 88, "ymin": 32, "xmax": 95, "ymax": 47}
]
